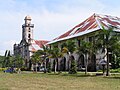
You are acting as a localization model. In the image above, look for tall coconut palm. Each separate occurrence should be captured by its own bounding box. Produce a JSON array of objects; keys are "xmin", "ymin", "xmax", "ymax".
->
[{"xmin": 96, "ymin": 26, "xmax": 120, "ymax": 76}]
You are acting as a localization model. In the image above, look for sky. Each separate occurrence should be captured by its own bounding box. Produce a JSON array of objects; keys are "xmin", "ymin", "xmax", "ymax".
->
[{"xmin": 1, "ymin": 0, "xmax": 120, "ymax": 55}]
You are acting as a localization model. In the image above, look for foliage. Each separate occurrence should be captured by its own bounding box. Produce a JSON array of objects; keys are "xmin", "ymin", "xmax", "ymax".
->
[
  {"xmin": 110, "ymin": 68, "xmax": 120, "ymax": 73},
  {"xmin": 31, "ymin": 51, "xmax": 41, "ymax": 64},
  {"xmin": 0, "ymin": 56, "xmax": 4, "ymax": 67},
  {"xmin": 14, "ymin": 55, "xmax": 24, "ymax": 68},
  {"xmin": 0, "ymin": 68, "xmax": 6, "ymax": 71},
  {"xmin": 111, "ymin": 55, "xmax": 120, "ymax": 69},
  {"xmin": 69, "ymin": 59, "xmax": 77, "ymax": 74},
  {"xmin": 62, "ymin": 40, "xmax": 76, "ymax": 54},
  {"xmin": 47, "ymin": 62, "xmax": 52, "ymax": 73},
  {"xmin": 77, "ymin": 40, "xmax": 93, "ymax": 74},
  {"xmin": 49, "ymin": 46, "xmax": 63, "ymax": 73},
  {"xmin": 2, "ymin": 50, "xmax": 12, "ymax": 68},
  {"xmin": 96, "ymin": 26, "xmax": 120, "ymax": 76},
  {"xmin": 77, "ymin": 40, "xmax": 92, "ymax": 55},
  {"xmin": 61, "ymin": 40, "xmax": 77, "ymax": 74}
]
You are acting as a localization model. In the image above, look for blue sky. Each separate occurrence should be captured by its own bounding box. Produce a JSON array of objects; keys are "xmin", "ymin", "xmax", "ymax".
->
[{"xmin": 0, "ymin": 0, "xmax": 120, "ymax": 55}]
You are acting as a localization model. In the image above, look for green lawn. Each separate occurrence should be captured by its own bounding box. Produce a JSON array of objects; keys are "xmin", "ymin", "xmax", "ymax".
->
[{"xmin": 0, "ymin": 71, "xmax": 120, "ymax": 90}]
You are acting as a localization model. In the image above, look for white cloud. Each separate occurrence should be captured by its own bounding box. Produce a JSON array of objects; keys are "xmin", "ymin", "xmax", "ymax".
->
[
  {"xmin": 1, "ymin": 0, "xmax": 120, "ymax": 55},
  {"xmin": 0, "ymin": 40, "xmax": 19, "ymax": 55}
]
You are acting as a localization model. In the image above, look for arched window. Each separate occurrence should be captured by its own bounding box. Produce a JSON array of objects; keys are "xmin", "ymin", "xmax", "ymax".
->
[{"xmin": 28, "ymin": 34, "xmax": 31, "ymax": 38}]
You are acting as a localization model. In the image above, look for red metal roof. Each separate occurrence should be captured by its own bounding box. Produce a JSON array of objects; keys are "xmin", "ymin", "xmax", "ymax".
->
[
  {"xmin": 49, "ymin": 13, "xmax": 120, "ymax": 44},
  {"xmin": 30, "ymin": 40, "xmax": 49, "ymax": 52}
]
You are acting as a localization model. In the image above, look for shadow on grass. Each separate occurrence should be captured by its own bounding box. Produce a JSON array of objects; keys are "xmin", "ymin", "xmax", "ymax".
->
[
  {"xmin": 47, "ymin": 72, "xmax": 97, "ymax": 77},
  {"xmin": 62, "ymin": 74, "xmax": 92, "ymax": 77},
  {"xmin": 103, "ymin": 76, "xmax": 120, "ymax": 79}
]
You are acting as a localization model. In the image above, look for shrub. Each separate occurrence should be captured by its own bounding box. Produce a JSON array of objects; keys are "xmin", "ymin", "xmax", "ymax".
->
[
  {"xmin": 47, "ymin": 62, "xmax": 52, "ymax": 73},
  {"xmin": 0, "ymin": 68, "xmax": 7, "ymax": 71},
  {"xmin": 69, "ymin": 59, "xmax": 77, "ymax": 74},
  {"xmin": 110, "ymin": 68, "xmax": 120, "ymax": 73}
]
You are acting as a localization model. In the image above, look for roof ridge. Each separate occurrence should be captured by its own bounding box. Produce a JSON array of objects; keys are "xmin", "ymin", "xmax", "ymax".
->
[{"xmin": 94, "ymin": 13, "xmax": 103, "ymax": 29}]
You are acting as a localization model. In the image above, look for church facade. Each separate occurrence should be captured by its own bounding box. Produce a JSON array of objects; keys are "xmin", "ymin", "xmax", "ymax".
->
[{"xmin": 13, "ymin": 16, "xmax": 48, "ymax": 69}]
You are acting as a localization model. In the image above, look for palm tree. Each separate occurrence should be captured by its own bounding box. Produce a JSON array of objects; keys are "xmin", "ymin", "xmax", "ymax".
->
[
  {"xmin": 41, "ymin": 45, "xmax": 50, "ymax": 72},
  {"xmin": 34, "ymin": 45, "xmax": 51, "ymax": 73},
  {"xmin": 62, "ymin": 40, "xmax": 77, "ymax": 73},
  {"xmin": 97, "ymin": 26, "xmax": 120, "ymax": 76},
  {"xmin": 77, "ymin": 40, "xmax": 92, "ymax": 75},
  {"xmin": 31, "ymin": 51, "xmax": 41, "ymax": 72},
  {"xmin": 111, "ymin": 41, "xmax": 120, "ymax": 69},
  {"xmin": 3, "ymin": 50, "xmax": 12, "ymax": 68},
  {"xmin": 49, "ymin": 46, "xmax": 63, "ymax": 73}
]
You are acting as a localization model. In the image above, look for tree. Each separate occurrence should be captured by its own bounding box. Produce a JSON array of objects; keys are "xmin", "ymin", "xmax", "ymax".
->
[
  {"xmin": 41, "ymin": 45, "xmax": 51, "ymax": 73},
  {"xmin": 47, "ymin": 61, "xmax": 52, "ymax": 73},
  {"xmin": 14, "ymin": 55, "xmax": 24, "ymax": 69},
  {"xmin": 62, "ymin": 40, "xmax": 77, "ymax": 74},
  {"xmin": 69, "ymin": 56, "xmax": 77, "ymax": 74},
  {"xmin": 110, "ymin": 35, "xmax": 120, "ymax": 69},
  {"xmin": 49, "ymin": 46, "xmax": 63, "ymax": 73},
  {"xmin": 31, "ymin": 51, "xmax": 41, "ymax": 72},
  {"xmin": 34, "ymin": 45, "xmax": 51, "ymax": 73},
  {"xmin": 2, "ymin": 50, "xmax": 12, "ymax": 68},
  {"xmin": 97, "ymin": 26, "xmax": 120, "ymax": 76},
  {"xmin": 77, "ymin": 40, "xmax": 92, "ymax": 75},
  {"xmin": 0, "ymin": 55, "xmax": 4, "ymax": 67}
]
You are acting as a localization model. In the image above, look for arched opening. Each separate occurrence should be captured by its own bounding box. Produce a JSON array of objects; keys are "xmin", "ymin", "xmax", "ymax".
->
[
  {"xmin": 52, "ymin": 59, "xmax": 58, "ymax": 71},
  {"xmin": 56, "ymin": 59, "xmax": 58, "ymax": 71},
  {"xmin": 88, "ymin": 54, "xmax": 96, "ymax": 72},
  {"xmin": 60, "ymin": 57, "xmax": 66, "ymax": 71},
  {"xmin": 37, "ymin": 63, "xmax": 41, "ymax": 71},
  {"xmin": 46, "ymin": 58, "xmax": 49, "ymax": 69},
  {"xmin": 78, "ymin": 54, "xmax": 85, "ymax": 71},
  {"xmin": 69, "ymin": 55, "xmax": 75, "ymax": 70},
  {"xmin": 29, "ymin": 59, "xmax": 32, "ymax": 70}
]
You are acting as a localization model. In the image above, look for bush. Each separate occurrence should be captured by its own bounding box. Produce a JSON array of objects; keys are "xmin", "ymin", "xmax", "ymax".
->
[
  {"xmin": 47, "ymin": 62, "xmax": 52, "ymax": 73},
  {"xmin": 110, "ymin": 68, "xmax": 120, "ymax": 73},
  {"xmin": 0, "ymin": 68, "xmax": 7, "ymax": 71},
  {"xmin": 69, "ymin": 59, "xmax": 77, "ymax": 74}
]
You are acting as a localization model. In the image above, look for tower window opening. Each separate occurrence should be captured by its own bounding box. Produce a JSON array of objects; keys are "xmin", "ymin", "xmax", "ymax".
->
[{"xmin": 28, "ymin": 34, "xmax": 31, "ymax": 38}]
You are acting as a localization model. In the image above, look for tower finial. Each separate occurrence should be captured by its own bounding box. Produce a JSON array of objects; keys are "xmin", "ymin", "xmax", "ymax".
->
[{"xmin": 25, "ymin": 15, "xmax": 31, "ymax": 20}]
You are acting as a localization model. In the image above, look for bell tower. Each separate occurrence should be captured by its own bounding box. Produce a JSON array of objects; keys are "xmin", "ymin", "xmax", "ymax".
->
[{"xmin": 22, "ymin": 15, "xmax": 34, "ymax": 44}]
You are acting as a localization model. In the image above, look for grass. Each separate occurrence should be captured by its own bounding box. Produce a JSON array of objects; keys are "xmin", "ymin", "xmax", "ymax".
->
[{"xmin": 0, "ymin": 71, "xmax": 120, "ymax": 90}]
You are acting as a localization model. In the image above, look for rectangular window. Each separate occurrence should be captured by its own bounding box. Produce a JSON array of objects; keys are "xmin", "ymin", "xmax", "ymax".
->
[
  {"xmin": 89, "ymin": 37, "xmax": 93, "ymax": 42},
  {"xmin": 78, "ymin": 39, "xmax": 81, "ymax": 47}
]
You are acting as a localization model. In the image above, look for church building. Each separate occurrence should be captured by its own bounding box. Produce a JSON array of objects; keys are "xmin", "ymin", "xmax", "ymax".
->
[
  {"xmin": 13, "ymin": 16, "xmax": 49, "ymax": 69},
  {"xmin": 14, "ymin": 13, "xmax": 120, "ymax": 71},
  {"xmin": 47, "ymin": 13, "xmax": 120, "ymax": 72}
]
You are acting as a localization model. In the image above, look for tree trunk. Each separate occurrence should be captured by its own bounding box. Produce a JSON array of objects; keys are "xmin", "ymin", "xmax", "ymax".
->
[
  {"xmin": 85, "ymin": 54, "xmax": 88, "ymax": 75},
  {"xmin": 106, "ymin": 49, "xmax": 110, "ymax": 76},
  {"xmin": 44, "ymin": 58, "xmax": 47, "ymax": 73},
  {"xmin": 54, "ymin": 60, "xmax": 57, "ymax": 73},
  {"xmin": 54, "ymin": 58, "xmax": 57, "ymax": 73},
  {"xmin": 36, "ymin": 63, "xmax": 37, "ymax": 72}
]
